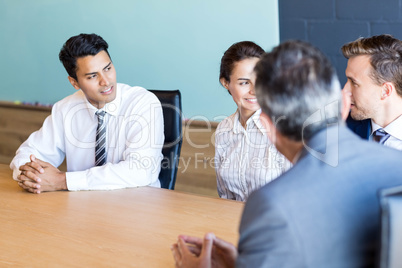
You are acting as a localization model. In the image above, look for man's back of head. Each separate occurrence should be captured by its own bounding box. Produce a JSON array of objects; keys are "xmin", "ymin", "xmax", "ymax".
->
[{"xmin": 254, "ymin": 40, "xmax": 342, "ymax": 142}]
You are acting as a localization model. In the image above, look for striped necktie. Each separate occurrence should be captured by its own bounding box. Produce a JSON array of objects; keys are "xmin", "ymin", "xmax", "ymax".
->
[
  {"xmin": 373, "ymin": 129, "xmax": 391, "ymax": 145},
  {"xmin": 95, "ymin": 110, "xmax": 107, "ymax": 166}
]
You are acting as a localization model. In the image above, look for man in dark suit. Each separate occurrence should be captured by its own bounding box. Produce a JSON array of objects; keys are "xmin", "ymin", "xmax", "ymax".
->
[
  {"xmin": 342, "ymin": 35, "xmax": 402, "ymax": 149},
  {"xmin": 171, "ymin": 40, "xmax": 402, "ymax": 267},
  {"xmin": 346, "ymin": 116, "xmax": 371, "ymax": 139}
]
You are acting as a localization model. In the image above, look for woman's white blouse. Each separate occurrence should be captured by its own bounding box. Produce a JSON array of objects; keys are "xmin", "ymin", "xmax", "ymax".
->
[{"xmin": 215, "ymin": 109, "xmax": 292, "ymax": 201}]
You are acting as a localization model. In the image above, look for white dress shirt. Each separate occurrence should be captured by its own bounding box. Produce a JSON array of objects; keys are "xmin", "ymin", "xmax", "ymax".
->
[
  {"xmin": 10, "ymin": 83, "xmax": 164, "ymax": 190},
  {"xmin": 215, "ymin": 109, "xmax": 292, "ymax": 201},
  {"xmin": 371, "ymin": 115, "xmax": 402, "ymax": 150}
]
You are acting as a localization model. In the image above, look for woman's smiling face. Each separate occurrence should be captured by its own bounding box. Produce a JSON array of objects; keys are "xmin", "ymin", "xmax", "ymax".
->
[{"xmin": 221, "ymin": 57, "xmax": 261, "ymax": 119}]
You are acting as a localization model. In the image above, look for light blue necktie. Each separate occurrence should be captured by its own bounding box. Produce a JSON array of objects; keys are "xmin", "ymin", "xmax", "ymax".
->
[{"xmin": 373, "ymin": 129, "xmax": 391, "ymax": 145}]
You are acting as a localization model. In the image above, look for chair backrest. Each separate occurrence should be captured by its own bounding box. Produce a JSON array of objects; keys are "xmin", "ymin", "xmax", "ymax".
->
[
  {"xmin": 379, "ymin": 185, "xmax": 402, "ymax": 268},
  {"xmin": 149, "ymin": 89, "xmax": 182, "ymax": 190}
]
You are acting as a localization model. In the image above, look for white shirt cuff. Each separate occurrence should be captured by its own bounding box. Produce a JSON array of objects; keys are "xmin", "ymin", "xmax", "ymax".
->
[{"xmin": 66, "ymin": 170, "xmax": 88, "ymax": 191}]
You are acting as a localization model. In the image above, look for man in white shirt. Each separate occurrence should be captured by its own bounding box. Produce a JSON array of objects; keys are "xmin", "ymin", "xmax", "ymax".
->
[
  {"xmin": 342, "ymin": 34, "xmax": 402, "ymax": 150},
  {"xmin": 10, "ymin": 33, "xmax": 164, "ymax": 193}
]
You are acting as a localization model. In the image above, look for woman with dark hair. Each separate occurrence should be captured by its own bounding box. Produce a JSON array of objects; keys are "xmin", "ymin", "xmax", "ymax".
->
[{"xmin": 215, "ymin": 41, "xmax": 291, "ymax": 201}]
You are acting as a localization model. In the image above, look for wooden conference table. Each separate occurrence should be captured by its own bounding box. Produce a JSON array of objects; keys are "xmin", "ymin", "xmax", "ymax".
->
[{"xmin": 0, "ymin": 164, "xmax": 244, "ymax": 267}]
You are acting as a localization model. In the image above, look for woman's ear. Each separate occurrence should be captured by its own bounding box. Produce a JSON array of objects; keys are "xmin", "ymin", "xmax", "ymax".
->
[{"xmin": 220, "ymin": 78, "xmax": 229, "ymax": 90}]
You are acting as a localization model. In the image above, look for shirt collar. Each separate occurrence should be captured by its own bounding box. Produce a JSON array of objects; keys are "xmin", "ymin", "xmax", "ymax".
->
[
  {"xmin": 291, "ymin": 149, "xmax": 303, "ymax": 164},
  {"xmin": 371, "ymin": 115, "xmax": 402, "ymax": 140},
  {"xmin": 233, "ymin": 109, "xmax": 266, "ymax": 136},
  {"xmin": 370, "ymin": 120, "xmax": 382, "ymax": 135},
  {"xmin": 252, "ymin": 109, "xmax": 266, "ymax": 136},
  {"xmin": 84, "ymin": 84, "xmax": 121, "ymax": 117},
  {"xmin": 232, "ymin": 111, "xmax": 241, "ymax": 134}
]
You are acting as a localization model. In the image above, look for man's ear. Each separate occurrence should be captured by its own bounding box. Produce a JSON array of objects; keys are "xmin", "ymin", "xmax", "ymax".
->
[
  {"xmin": 68, "ymin": 76, "xmax": 80, "ymax": 90},
  {"xmin": 260, "ymin": 112, "xmax": 276, "ymax": 144},
  {"xmin": 381, "ymin": 82, "xmax": 394, "ymax": 100},
  {"xmin": 341, "ymin": 89, "xmax": 351, "ymax": 121}
]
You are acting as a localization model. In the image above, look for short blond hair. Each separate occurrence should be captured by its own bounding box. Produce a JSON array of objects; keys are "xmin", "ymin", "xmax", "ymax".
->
[{"xmin": 342, "ymin": 34, "xmax": 402, "ymax": 97}]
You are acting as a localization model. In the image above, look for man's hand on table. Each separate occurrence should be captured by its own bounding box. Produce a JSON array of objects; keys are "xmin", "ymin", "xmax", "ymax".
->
[
  {"xmin": 171, "ymin": 232, "xmax": 238, "ymax": 268},
  {"xmin": 18, "ymin": 154, "xmax": 67, "ymax": 194}
]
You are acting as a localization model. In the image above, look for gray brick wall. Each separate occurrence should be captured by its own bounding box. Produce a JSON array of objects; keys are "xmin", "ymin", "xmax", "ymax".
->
[{"xmin": 279, "ymin": 0, "xmax": 402, "ymax": 85}]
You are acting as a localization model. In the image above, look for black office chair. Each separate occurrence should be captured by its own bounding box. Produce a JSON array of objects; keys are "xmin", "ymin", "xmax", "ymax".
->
[
  {"xmin": 149, "ymin": 90, "xmax": 182, "ymax": 190},
  {"xmin": 379, "ymin": 185, "xmax": 402, "ymax": 268}
]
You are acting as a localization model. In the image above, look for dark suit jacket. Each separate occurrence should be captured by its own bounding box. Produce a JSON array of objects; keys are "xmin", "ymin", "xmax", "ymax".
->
[
  {"xmin": 346, "ymin": 114, "xmax": 371, "ymax": 140},
  {"xmin": 236, "ymin": 125, "xmax": 402, "ymax": 268}
]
